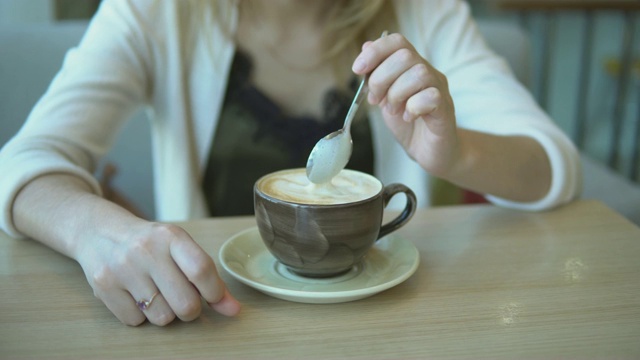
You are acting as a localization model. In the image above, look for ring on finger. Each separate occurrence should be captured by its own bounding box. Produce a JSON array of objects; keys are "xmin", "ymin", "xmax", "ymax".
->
[{"xmin": 136, "ymin": 291, "xmax": 159, "ymax": 311}]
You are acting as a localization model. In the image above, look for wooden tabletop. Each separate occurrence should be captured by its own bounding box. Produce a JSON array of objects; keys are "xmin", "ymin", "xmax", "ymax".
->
[{"xmin": 1, "ymin": 200, "xmax": 639, "ymax": 358}]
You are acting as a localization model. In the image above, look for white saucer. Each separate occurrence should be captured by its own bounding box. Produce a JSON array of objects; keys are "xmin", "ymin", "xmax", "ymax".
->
[{"xmin": 219, "ymin": 227, "xmax": 419, "ymax": 304}]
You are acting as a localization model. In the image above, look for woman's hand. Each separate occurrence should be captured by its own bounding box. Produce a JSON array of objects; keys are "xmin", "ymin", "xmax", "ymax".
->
[
  {"xmin": 352, "ymin": 33, "xmax": 460, "ymax": 178},
  {"xmin": 351, "ymin": 33, "xmax": 553, "ymax": 202},
  {"xmin": 75, "ymin": 218, "xmax": 241, "ymax": 326},
  {"xmin": 13, "ymin": 174, "xmax": 240, "ymax": 327}
]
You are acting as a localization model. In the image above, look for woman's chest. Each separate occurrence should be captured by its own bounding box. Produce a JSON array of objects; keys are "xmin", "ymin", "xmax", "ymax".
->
[{"xmin": 239, "ymin": 49, "xmax": 347, "ymax": 119}]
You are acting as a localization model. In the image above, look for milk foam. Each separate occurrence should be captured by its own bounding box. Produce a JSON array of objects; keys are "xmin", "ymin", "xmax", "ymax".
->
[
  {"xmin": 306, "ymin": 134, "xmax": 351, "ymax": 184},
  {"xmin": 257, "ymin": 168, "xmax": 382, "ymax": 205}
]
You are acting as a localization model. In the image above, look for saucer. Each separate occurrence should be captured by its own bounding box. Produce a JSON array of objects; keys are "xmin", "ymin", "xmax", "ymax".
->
[{"xmin": 219, "ymin": 227, "xmax": 419, "ymax": 304}]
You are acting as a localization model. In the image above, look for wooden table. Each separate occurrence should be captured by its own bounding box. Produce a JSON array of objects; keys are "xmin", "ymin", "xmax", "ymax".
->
[{"xmin": 1, "ymin": 200, "xmax": 639, "ymax": 358}]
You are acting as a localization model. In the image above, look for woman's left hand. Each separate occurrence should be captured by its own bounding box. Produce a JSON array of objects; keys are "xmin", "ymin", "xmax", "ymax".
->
[{"xmin": 352, "ymin": 33, "xmax": 460, "ymax": 177}]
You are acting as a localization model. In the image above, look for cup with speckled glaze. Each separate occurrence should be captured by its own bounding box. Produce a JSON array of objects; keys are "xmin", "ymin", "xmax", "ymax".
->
[{"xmin": 254, "ymin": 168, "xmax": 417, "ymax": 278}]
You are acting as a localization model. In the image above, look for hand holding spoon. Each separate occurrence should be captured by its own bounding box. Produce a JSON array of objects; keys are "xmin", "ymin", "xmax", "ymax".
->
[{"xmin": 306, "ymin": 31, "xmax": 388, "ymax": 184}]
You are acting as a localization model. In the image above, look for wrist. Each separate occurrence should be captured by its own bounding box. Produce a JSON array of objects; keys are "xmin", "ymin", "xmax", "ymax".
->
[
  {"xmin": 423, "ymin": 128, "xmax": 471, "ymax": 182},
  {"xmin": 70, "ymin": 198, "xmax": 147, "ymax": 261}
]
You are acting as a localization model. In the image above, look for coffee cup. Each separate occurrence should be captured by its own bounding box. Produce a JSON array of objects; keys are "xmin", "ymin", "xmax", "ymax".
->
[{"xmin": 254, "ymin": 168, "xmax": 417, "ymax": 278}]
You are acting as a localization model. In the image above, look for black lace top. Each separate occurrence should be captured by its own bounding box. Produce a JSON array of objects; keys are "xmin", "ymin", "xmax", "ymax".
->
[{"xmin": 202, "ymin": 50, "xmax": 375, "ymax": 216}]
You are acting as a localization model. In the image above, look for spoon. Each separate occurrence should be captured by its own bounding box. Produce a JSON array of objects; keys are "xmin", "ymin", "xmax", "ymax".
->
[
  {"xmin": 305, "ymin": 76, "xmax": 367, "ymax": 184},
  {"xmin": 306, "ymin": 31, "xmax": 388, "ymax": 184}
]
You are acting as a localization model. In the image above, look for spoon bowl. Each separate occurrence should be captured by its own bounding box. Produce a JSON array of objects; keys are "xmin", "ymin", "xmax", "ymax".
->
[{"xmin": 305, "ymin": 128, "xmax": 353, "ymax": 184}]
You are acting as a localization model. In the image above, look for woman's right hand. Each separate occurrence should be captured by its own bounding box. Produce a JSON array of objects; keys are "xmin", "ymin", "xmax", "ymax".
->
[
  {"xmin": 75, "ymin": 218, "xmax": 241, "ymax": 326},
  {"xmin": 12, "ymin": 173, "xmax": 240, "ymax": 327}
]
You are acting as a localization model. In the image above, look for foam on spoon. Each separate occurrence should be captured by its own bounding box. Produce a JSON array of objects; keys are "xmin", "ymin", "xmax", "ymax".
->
[{"xmin": 306, "ymin": 128, "xmax": 353, "ymax": 184}]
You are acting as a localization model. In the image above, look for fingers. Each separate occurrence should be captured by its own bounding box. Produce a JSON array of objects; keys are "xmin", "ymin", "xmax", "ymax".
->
[
  {"xmin": 383, "ymin": 63, "xmax": 435, "ymax": 116},
  {"xmin": 403, "ymin": 87, "xmax": 443, "ymax": 122},
  {"xmin": 92, "ymin": 260, "xmax": 178, "ymax": 326},
  {"xmin": 352, "ymin": 33, "xmax": 448, "ymax": 120},
  {"xmin": 352, "ymin": 33, "xmax": 410, "ymax": 74},
  {"xmin": 169, "ymin": 228, "xmax": 241, "ymax": 317},
  {"xmin": 353, "ymin": 34, "xmax": 419, "ymax": 103},
  {"xmin": 148, "ymin": 260, "xmax": 202, "ymax": 322},
  {"xmin": 131, "ymin": 290, "xmax": 176, "ymax": 326},
  {"xmin": 209, "ymin": 289, "xmax": 242, "ymax": 317},
  {"xmin": 368, "ymin": 48, "xmax": 422, "ymax": 105},
  {"xmin": 169, "ymin": 234, "xmax": 223, "ymax": 302},
  {"xmin": 96, "ymin": 288, "xmax": 146, "ymax": 326},
  {"xmin": 85, "ymin": 222, "xmax": 240, "ymax": 327}
]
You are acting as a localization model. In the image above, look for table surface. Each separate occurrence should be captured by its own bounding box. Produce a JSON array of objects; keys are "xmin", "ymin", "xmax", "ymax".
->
[{"xmin": 1, "ymin": 200, "xmax": 639, "ymax": 358}]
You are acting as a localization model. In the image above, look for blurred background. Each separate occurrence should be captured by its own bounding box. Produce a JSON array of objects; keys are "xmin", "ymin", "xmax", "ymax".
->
[
  {"xmin": 471, "ymin": 1, "xmax": 640, "ymax": 184},
  {"xmin": 1, "ymin": 0, "xmax": 639, "ymax": 223}
]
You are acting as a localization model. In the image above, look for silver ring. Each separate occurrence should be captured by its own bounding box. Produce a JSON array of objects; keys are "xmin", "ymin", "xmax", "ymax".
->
[{"xmin": 136, "ymin": 291, "xmax": 159, "ymax": 311}]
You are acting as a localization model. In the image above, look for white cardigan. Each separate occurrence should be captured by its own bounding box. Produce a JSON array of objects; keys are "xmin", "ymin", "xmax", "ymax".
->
[{"xmin": 0, "ymin": 0, "xmax": 581, "ymax": 237}]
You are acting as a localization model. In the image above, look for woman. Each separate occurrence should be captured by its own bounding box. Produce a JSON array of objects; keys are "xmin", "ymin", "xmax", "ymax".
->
[{"xmin": 0, "ymin": 0, "xmax": 581, "ymax": 326}]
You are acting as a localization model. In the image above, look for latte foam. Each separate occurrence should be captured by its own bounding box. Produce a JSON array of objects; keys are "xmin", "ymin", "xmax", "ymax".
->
[{"xmin": 256, "ymin": 168, "xmax": 382, "ymax": 205}]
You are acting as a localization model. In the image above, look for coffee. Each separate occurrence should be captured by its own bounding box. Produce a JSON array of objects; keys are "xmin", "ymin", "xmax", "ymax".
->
[
  {"xmin": 254, "ymin": 168, "xmax": 416, "ymax": 277},
  {"xmin": 256, "ymin": 168, "xmax": 382, "ymax": 205}
]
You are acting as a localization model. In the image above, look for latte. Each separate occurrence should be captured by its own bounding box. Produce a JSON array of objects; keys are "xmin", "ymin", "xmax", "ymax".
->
[{"xmin": 256, "ymin": 168, "xmax": 382, "ymax": 205}]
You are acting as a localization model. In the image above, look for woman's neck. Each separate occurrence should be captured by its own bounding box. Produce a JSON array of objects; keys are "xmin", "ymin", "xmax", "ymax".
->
[
  {"xmin": 237, "ymin": 0, "xmax": 338, "ymax": 70},
  {"xmin": 240, "ymin": 0, "xmax": 334, "ymax": 34}
]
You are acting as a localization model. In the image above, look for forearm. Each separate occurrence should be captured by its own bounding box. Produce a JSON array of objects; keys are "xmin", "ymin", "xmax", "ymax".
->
[
  {"xmin": 12, "ymin": 173, "xmax": 142, "ymax": 260},
  {"xmin": 441, "ymin": 129, "xmax": 552, "ymax": 203}
]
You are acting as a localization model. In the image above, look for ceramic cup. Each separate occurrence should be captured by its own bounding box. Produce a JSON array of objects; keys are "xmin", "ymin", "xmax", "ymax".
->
[{"xmin": 254, "ymin": 168, "xmax": 417, "ymax": 278}]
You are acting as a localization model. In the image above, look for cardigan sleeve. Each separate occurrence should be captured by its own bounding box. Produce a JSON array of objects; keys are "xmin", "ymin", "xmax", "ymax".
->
[
  {"xmin": 398, "ymin": 0, "xmax": 581, "ymax": 211},
  {"xmin": 0, "ymin": 0, "xmax": 156, "ymax": 237}
]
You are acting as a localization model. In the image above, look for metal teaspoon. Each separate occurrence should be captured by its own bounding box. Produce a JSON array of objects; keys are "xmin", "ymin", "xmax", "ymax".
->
[{"xmin": 306, "ymin": 31, "xmax": 388, "ymax": 184}]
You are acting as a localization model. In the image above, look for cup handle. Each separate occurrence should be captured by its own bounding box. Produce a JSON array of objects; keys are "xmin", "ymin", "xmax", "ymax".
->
[{"xmin": 377, "ymin": 183, "xmax": 417, "ymax": 240}]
